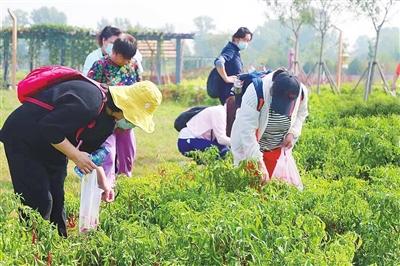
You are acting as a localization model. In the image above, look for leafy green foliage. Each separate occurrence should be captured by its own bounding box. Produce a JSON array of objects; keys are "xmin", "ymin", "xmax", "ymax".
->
[{"xmin": 0, "ymin": 83, "xmax": 399, "ymax": 264}]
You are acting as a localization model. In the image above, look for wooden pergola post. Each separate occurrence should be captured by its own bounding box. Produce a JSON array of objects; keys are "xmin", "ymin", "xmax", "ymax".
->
[
  {"xmin": 156, "ymin": 35, "xmax": 162, "ymax": 85},
  {"xmin": 2, "ymin": 38, "xmax": 9, "ymax": 87},
  {"xmin": 175, "ymin": 38, "xmax": 183, "ymax": 84},
  {"xmin": 8, "ymin": 8, "xmax": 17, "ymax": 90},
  {"xmin": 332, "ymin": 25, "xmax": 343, "ymax": 92}
]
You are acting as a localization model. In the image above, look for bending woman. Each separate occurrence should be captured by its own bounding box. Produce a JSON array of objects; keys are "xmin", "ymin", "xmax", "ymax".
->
[{"xmin": 0, "ymin": 79, "xmax": 162, "ymax": 236}]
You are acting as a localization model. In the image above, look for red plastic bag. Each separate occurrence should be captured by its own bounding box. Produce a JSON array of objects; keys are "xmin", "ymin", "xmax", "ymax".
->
[{"xmin": 271, "ymin": 148, "xmax": 303, "ymax": 190}]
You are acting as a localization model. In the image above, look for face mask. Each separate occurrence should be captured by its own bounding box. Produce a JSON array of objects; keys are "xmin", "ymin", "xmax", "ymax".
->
[
  {"xmin": 116, "ymin": 118, "xmax": 135, "ymax": 130},
  {"xmin": 105, "ymin": 43, "xmax": 113, "ymax": 55},
  {"xmin": 237, "ymin": 41, "xmax": 248, "ymax": 50}
]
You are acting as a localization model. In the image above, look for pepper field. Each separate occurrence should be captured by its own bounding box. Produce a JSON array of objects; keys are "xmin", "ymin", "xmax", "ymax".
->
[{"xmin": 0, "ymin": 83, "xmax": 399, "ymax": 265}]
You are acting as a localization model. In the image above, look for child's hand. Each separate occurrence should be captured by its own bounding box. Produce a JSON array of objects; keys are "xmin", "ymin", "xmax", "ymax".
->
[{"xmin": 101, "ymin": 188, "xmax": 115, "ymax": 203}]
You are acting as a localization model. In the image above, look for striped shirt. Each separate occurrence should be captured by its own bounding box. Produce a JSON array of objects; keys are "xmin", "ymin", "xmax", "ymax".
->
[{"xmin": 259, "ymin": 109, "xmax": 291, "ymax": 151}]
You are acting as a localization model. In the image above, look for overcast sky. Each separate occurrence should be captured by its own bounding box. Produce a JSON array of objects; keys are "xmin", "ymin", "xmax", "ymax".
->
[{"xmin": 1, "ymin": 0, "xmax": 399, "ymax": 51}]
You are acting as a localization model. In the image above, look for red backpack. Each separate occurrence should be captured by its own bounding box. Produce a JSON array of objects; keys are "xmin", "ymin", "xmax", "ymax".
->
[{"xmin": 18, "ymin": 65, "xmax": 107, "ymax": 145}]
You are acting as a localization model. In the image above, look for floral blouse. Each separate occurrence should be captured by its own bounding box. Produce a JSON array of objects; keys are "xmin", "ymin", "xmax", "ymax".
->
[{"xmin": 87, "ymin": 56, "xmax": 138, "ymax": 86}]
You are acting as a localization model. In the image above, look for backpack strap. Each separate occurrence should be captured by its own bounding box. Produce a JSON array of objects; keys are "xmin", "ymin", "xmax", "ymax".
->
[
  {"xmin": 24, "ymin": 97, "xmax": 55, "ymax": 111},
  {"xmin": 252, "ymin": 77, "xmax": 264, "ymax": 112},
  {"xmin": 24, "ymin": 78, "xmax": 107, "ymax": 148}
]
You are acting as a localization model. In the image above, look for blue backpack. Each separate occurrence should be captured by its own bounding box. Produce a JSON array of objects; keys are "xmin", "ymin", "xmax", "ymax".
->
[
  {"xmin": 206, "ymin": 68, "xmax": 223, "ymax": 98},
  {"xmin": 235, "ymin": 70, "xmax": 272, "ymax": 111},
  {"xmin": 225, "ymin": 70, "xmax": 272, "ymax": 137}
]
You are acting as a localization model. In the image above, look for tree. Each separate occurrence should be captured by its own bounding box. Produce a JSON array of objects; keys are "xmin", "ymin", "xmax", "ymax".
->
[
  {"xmin": 193, "ymin": 16, "xmax": 216, "ymax": 35},
  {"xmin": 193, "ymin": 16, "xmax": 220, "ymax": 58},
  {"xmin": 350, "ymin": 0, "xmax": 397, "ymax": 99},
  {"xmin": 159, "ymin": 23, "xmax": 175, "ymax": 33},
  {"xmin": 347, "ymin": 58, "xmax": 364, "ymax": 75},
  {"xmin": 31, "ymin": 7, "xmax": 67, "ymax": 25},
  {"xmin": 353, "ymin": 35, "xmax": 371, "ymax": 59},
  {"xmin": 311, "ymin": 0, "xmax": 343, "ymax": 93},
  {"xmin": 2, "ymin": 9, "xmax": 30, "ymax": 27},
  {"xmin": 377, "ymin": 27, "xmax": 400, "ymax": 71},
  {"xmin": 113, "ymin": 18, "xmax": 132, "ymax": 31},
  {"xmin": 97, "ymin": 17, "xmax": 112, "ymax": 31},
  {"xmin": 262, "ymin": 0, "xmax": 313, "ymax": 75}
]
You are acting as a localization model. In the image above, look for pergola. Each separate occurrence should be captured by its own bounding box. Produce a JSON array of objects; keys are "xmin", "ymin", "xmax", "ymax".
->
[
  {"xmin": 133, "ymin": 32, "xmax": 195, "ymax": 84},
  {"xmin": 0, "ymin": 24, "xmax": 194, "ymax": 87}
]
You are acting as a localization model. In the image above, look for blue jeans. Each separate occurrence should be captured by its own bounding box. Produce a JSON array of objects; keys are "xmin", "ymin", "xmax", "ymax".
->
[{"xmin": 177, "ymin": 138, "xmax": 229, "ymax": 158}]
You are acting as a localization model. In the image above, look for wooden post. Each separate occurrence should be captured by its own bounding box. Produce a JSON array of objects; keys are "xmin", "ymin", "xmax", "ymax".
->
[
  {"xmin": 336, "ymin": 28, "xmax": 343, "ymax": 92},
  {"xmin": 3, "ymin": 38, "xmax": 9, "ymax": 87},
  {"xmin": 332, "ymin": 25, "xmax": 343, "ymax": 93},
  {"xmin": 8, "ymin": 9, "xmax": 17, "ymax": 90},
  {"xmin": 156, "ymin": 37, "xmax": 162, "ymax": 85},
  {"xmin": 175, "ymin": 38, "xmax": 183, "ymax": 84},
  {"xmin": 364, "ymin": 61, "xmax": 373, "ymax": 101}
]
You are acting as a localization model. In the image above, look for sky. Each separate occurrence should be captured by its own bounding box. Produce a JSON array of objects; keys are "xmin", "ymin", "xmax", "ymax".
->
[{"xmin": 1, "ymin": 0, "xmax": 399, "ymax": 51}]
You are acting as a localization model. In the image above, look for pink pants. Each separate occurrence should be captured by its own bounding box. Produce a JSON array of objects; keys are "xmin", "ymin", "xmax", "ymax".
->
[{"xmin": 102, "ymin": 128, "xmax": 136, "ymax": 184}]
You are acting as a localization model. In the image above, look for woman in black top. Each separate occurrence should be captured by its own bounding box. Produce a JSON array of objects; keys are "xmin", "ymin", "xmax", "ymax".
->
[{"xmin": 0, "ymin": 79, "xmax": 162, "ymax": 236}]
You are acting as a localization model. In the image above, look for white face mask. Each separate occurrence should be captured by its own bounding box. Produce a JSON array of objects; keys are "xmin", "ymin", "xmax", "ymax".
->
[
  {"xmin": 237, "ymin": 41, "xmax": 248, "ymax": 50},
  {"xmin": 105, "ymin": 43, "xmax": 113, "ymax": 55},
  {"xmin": 115, "ymin": 118, "xmax": 135, "ymax": 130}
]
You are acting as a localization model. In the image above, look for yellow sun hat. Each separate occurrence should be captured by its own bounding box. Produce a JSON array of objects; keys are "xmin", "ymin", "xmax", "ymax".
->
[{"xmin": 109, "ymin": 81, "xmax": 162, "ymax": 133}]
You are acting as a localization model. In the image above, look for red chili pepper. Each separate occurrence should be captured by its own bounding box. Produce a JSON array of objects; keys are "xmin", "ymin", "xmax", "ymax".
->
[
  {"xmin": 47, "ymin": 251, "xmax": 52, "ymax": 266},
  {"xmin": 67, "ymin": 215, "xmax": 76, "ymax": 228},
  {"xmin": 32, "ymin": 230, "xmax": 37, "ymax": 244}
]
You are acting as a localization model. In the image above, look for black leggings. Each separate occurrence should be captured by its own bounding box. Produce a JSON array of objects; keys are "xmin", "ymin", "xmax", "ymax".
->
[{"xmin": 4, "ymin": 141, "xmax": 68, "ymax": 237}]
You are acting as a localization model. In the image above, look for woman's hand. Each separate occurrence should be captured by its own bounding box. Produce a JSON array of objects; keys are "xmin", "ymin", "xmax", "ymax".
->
[
  {"xmin": 282, "ymin": 133, "xmax": 294, "ymax": 149},
  {"xmin": 225, "ymin": 75, "xmax": 238, "ymax": 84},
  {"xmin": 51, "ymin": 138, "xmax": 96, "ymax": 175},
  {"xmin": 259, "ymin": 160, "xmax": 270, "ymax": 186},
  {"xmin": 71, "ymin": 151, "xmax": 97, "ymax": 175}
]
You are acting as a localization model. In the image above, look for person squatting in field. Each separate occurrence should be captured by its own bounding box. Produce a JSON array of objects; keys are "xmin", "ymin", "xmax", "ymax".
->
[
  {"xmin": 230, "ymin": 69, "xmax": 308, "ymax": 184},
  {"xmin": 87, "ymin": 33, "xmax": 141, "ymax": 185},
  {"xmin": 0, "ymin": 79, "xmax": 162, "ymax": 237},
  {"xmin": 177, "ymin": 105, "xmax": 231, "ymax": 159}
]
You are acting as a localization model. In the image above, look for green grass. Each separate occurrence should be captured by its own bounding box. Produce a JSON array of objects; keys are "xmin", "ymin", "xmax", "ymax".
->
[
  {"xmin": 132, "ymin": 101, "xmax": 189, "ymax": 176},
  {"xmin": 0, "ymin": 90, "xmax": 19, "ymax": 192}
]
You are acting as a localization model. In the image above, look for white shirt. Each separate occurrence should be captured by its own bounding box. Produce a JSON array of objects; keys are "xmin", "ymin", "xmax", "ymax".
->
[
  {"xmin": 231, "ymin": 71, "xmax": 309, "ymax": 165},
  {"xmin": 82, "ymin": 48, "xmax": 103, "ymax": 76},
  {"xmin": 180, "ymin": 105, "xmax": 231, "ymax": 146},
  {"xmin": 178, "ymin": 127, "xmax": 195, "ymax": 139}
]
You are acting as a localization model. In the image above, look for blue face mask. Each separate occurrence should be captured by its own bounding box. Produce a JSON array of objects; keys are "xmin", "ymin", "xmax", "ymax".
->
[
  {"xmin": 237, "ymin": 41, "xmax": 248, "ymax": 50},
  {"xmin": 105, "ymin": 43, "xmax": 113, "ymax": 55},
  {"xmin": 116, "ymin": 118, "xmax": 135, "ymax": 130}
]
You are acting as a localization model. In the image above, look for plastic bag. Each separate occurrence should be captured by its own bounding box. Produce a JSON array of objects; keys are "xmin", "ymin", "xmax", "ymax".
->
[
  {"xmin": 271, "ymin": 148, "xmax": 303, "ymax": 190},
  {"xmin": 79, "ymin": 170, "xmax": 102, "ymax": 233}
]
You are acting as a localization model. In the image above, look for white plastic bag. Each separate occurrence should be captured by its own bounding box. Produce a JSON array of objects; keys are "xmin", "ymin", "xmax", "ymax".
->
[
  {"xmin": 271, "ymin": 148, "xmax": 303, "ymax": 190},
  {"xmin": 79, "ymin": 170, "xmax": 102, "ymax": 233}
]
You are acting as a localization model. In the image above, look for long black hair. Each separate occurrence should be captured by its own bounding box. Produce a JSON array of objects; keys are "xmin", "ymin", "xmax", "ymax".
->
[{"xmin": 97, "ymin": 26, "xmax": 122, "ymax": 47}]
